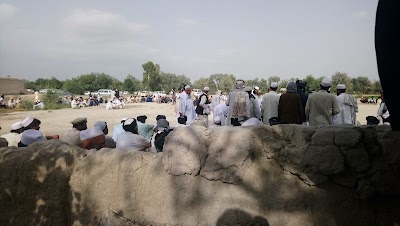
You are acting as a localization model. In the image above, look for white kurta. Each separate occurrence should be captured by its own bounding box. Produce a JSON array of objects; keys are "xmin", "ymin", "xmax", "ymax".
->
[
  {"xmin": 1, "ymin": 133, "xmax": 21, "ymax": 146},
  {"xmin": 213, "ymin": 103, "xmax": 229, "ymax": 126},
  {"xmin": 261, "ymin": 91, "xmax": 280, "ymax": 124},
  {"xmin": 178, "ymin": 92, "xmax": 197, "ymax": 124},
  {"xmin": 333, "ymin": 93, "xmax": 358, "ymax": 125}
]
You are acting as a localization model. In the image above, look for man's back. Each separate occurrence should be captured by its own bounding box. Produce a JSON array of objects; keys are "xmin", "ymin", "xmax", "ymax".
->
[
  {"xmin": 261, "ymin": 91, "xmax": 280, "ymax": 124},
  {"xmin": 60, "ymin": 128, "xmax": 81, "ymax": 146},
  {"xmin": 334, "ymin": 93, "xmax": 358, "ymax": 125},
  {"xmin": 305, "ymin": 90, "xmax": 340, "ymax": 126}
]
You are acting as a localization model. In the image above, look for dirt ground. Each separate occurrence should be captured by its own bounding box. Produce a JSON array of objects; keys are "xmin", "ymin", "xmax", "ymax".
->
[{"xmin": 0, "ymin": 101, "xmax": 381, "ymax": 137}]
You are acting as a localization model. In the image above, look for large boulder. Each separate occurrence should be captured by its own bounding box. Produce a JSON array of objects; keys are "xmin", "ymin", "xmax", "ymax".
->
[{"xmin": 0, "ymin": 140, "xmax": 87, "ymax": 226}]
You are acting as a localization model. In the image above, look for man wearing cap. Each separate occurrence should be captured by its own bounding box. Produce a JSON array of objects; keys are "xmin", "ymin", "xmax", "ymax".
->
[
  {"xmin": 245, "ymin": 86, "xmax": 261, "ymax": 120},
  {"xmin": 116, "ymin": 118, "xmax": 151, "ymax": 151},
  {"xmin": 136, "ymin": 115, "xmax": 154, "ymax": 141},
  {"xmin": 196, "ymin": 87, "xmax": 211, "ymax": 127},
  {"xmin": 305, "ymin": 78, "xmax": 340, "ymax": 126},
  {"xmin": 296, "ymin": 80, "xmax": 309, "ymax": 124},
  {"xmin": 112, "ymin": 118, "xmax": 127, "ymax": 142},
  {"xmin": 80, "ymin": 127, "xmax": 106, "ymax": 150},
  {"xmin": 213, "ymin": 103, "xmax": 229, "ymax": 126},
  {"xmin": 94, "ymin": 121, "xmax": 116, "ymax": 148},
  {"xmin": 21, "ymin": 117, "xmax": 59, "ymax": 140},
  {"xmin": 18, "ymin": 129, "xmax": 46, "ymax": 147},
  {"xmin": 1, "ymin": 121, "xmax": 24, "ymax": 146},
  {"xmin": 60, "ymin": 118, "xmax": 87, "ymax": 146},
  {"xmin": 178, "ymin": 85, "xmax": 197, "ymax": 125},
  {"xmin": 151, "ymin": 119, "xmax": 171, "ymax": 152},
  {"xmin": 377, "ymin": 90, "xmax": 391, "ymax": 124},
  {"xmin": 261, "ymin": 82, "xmax": 280, "ymax": 125},
  {"xmin": 333, "ymin": 84, "xmax": 358, "ymax": 125},
  {"xmin": 226, "ymin": 80, "xmax": 251, "ymax": 126}
]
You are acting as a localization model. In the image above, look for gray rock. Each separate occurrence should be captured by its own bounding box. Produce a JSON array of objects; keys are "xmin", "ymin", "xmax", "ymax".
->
[
  {"xmin": 311, "ymin": 128, "xmax": 335, "ymax": 145},
  {"xmin": 302, "ymin": 144, "xmax": 345, "ymax": 175},
  {"xmin": 0, "ymin": 137, "xmax": 8, "ymax": 147},
  {"xmin": 340, "ymin": 144, "xmax": 370, "ymax": 173},
  {"xmin": 162, "ymin": 126, "xmax": 210, "ymax": 176},
  {"xmin": 334, "ymin": 128, "xmax": 361, "ymax": 147}
]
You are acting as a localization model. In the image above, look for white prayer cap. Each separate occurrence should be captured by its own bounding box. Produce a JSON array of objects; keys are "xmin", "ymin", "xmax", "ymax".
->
[
  {"xmin": 20, "ymin": 129, "xmax": 45, "ymax": 145},
  {"xmin": 336, "ymin": 84, "xmax": 346, "ymax": 89},
  {"xmin": 185, "ymin": 85, "xmax": 191, "ymax": 89},
  {"xmin": 94, "ymin": 121, "xmax": 107, "ymax": 130},
  {"xmin": 11, "ymin": 121, "xmax": 23, "ymax": 130},
  {"xmin": 321, "ymin": 78, "xmax": 332, "ymax": 87},
  {"xmin": 280, "ymin": 88, "xmax": 287, "ymax": 92},
  {"xmin": 214, "ymin": 116, "xmax": 221, "ymax": 124},
  {"xmin": 270, "ymin": 82, "xmax": 278, "ymax": 88},
  {"xmin": 254, "ymin": 86, "xmax": 260, "ymax": 90},
  {"xmin": 242, "ymin": 118, "xmax": 263, "ymax": 126},
  {"xmin": 21, "ymin": 117, "xmax": 34, "ymax": 127},
  {"xmin": 203, "ymin": 87, "xmax": 210, "ymax": 91},
  {"xmin": 80, "ymin": 127, "xmax": 104, "ymax": 141}
]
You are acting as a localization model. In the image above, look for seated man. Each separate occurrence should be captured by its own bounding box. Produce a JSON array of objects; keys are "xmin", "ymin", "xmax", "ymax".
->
[
  {"xmin": 80, "ymin": 127, "xmax": 106, "ymax": 150},
  {"xmin": 116, "ymin": 118, "xmax": 151, "ymax": 151},
  {"xmin": 94, "ymin": 121, "xmax": 116, "ymax": 148},
  {"xmin": 136, "ymin": 115, "xmax": 154, "ymax": 141},
  {"xmin": 151, "ymin": 119, "xmax": 172, "ymax": 152},
  {"xmin": 18, "ymin": 129, "xmax": 46, "ymax": 147}
]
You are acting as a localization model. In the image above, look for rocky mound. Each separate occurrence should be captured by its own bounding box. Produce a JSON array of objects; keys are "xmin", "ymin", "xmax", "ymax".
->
[{"xmin": 0, "ymin": 125, "xmax": 399, "ymax": 226}]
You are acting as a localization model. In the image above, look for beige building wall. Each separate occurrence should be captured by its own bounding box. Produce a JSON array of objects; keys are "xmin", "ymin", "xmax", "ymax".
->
[{"xmin": 0, "ymin": 77, "xmax": 25, "ymax": 95}]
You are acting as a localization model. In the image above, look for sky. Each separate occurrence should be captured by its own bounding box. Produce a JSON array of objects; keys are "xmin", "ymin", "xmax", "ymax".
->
[{"xmin": 0, "ymin": 0, "xmax": 379, "ymax": 81}]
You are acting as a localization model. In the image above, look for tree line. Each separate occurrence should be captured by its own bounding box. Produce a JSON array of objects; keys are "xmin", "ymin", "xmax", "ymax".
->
[{"xmin": 23, "ymin": 61, "xmax": 381, "ymax": 95}]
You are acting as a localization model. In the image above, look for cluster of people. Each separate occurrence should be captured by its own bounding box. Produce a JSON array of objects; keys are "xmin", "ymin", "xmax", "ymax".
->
[
  {"xmin": 0, "ymin": 94, "xmax": 21, "ymax": 109},
  {"xmin": 1, "ymin": 114, "xmax": 175, "ymax": 153},
  {"xmin": 175, "ymin": 78, "xmax": 368, "ymax": 127}
]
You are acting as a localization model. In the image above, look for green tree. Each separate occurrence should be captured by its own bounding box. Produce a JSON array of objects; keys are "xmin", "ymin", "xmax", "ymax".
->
[
  {"xmin": 208, "ymin": 74, "xmax": 236, "ymax": 94},
  {"xmin": 303, "ymin": 75, "xmax": 324, "ymax": 92},
  {"xmin": 331, "ymin": 72, "xmax": 352, "ymax": 93},
  {"xmin": 351, "ymin": 76, "xmax": 372, "ymax": 94},
  {"xmin": 46, "ymin": 77, "xmax": 63, "ymax": 89},
  {"xmin": 142, "ymin": 61, "xmax": 161, "ymax": 91},
  {"xmin": 371, "ymin": 80, "xmax": 382, "ymax": 94},
  {"xmin": 123, "ymin": 75, "xmax": 142, "ymax": 93},
  {"xmin": 193, "ymin": 77, "xmax": 211, "ymax": 91},
  {"xmin": 279, "ymin": 79, "xmax": 289, "ymax": 89},
  {"xmin": 159, "ymin": 72, "xmax": 191, "ymax": 92},
  {"xmin": 267, "ymin": 76, "xmax": 281, "ymax": 87}
]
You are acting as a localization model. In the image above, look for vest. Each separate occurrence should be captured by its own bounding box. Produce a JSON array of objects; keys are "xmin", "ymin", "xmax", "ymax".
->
[{"xmin": 195, "ymin": 94, "xmax": 210, "ymax": 115}]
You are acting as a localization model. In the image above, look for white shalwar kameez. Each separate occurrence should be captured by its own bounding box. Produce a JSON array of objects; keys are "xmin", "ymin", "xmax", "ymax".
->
[
  {"xmin": 333, "ymin": 93, "xmax": 358, "ymax": 125},
  {"xmin": 178, "ymin": 92, "xmax": 197, "ymax": 124},
  {"xmin": 213, "ymin": 103, "xmax": 229, "ymax": 126}
]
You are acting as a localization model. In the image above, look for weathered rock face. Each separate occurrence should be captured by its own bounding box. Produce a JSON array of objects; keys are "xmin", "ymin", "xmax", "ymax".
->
[
  {"xmin": 0, "ymin": 140, "xmax": 87, "ymax": 226},
  {"xmin": 1, "ymin": 125, "xmax": 399, "ymax": 226},
  {"xmin": 0, "ymin": 137, "xmax": 8, "ymax": 147}
]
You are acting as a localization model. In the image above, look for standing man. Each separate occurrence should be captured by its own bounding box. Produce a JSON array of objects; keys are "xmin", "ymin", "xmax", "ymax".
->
[
  {"xmin": 171, "ymin": 88, "xmax": 176, "ymax": 105},
  {"xmin": 296, "ymin": 80, "xmax": 309, "ymax": 123},
  {"xmin": 196, "ymin": 87, "xmax": 211, "ymax": 127},
  {"xmin": 333, "ymin": 84, "xmax": 358, "ymax": 125},
  {"xmin": 377, "ymin": 90, "xmax": 391, "ymax": 124},
  {"xmin": 60, "ymin": 118, "xmax": 88, "ymax": 146},
  {"xmin": 226, "ymin": 79, "xmax": 250, "ymax": 126},
  {"xmin": 178, "ymin": 85, "xmax": 197, "ymax": 125},
  {"xmin": 261, "ymin": 82, "xmax": 280, "ymax": 125},
  {"xmin": 305, "ymin": 78, "xmax": 340, "ymax": 126}
]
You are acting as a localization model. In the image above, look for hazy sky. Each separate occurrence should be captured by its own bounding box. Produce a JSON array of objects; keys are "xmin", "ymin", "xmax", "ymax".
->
[{"xmin": 0, "ymin": 0, "xmax": 379, "ymax": 81}]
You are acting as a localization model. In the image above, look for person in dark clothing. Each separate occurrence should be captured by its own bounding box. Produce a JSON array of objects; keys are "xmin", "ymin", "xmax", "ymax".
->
[
  {"xmin": 278, "ymin": 82, "xmax": 303, "ymax": 124},
  {"xmin": 375, "ymin": 0, "xmax": 400, "ymax": 131},
  {"xmin": 296, "ymin": 80, "xmax": 308, "ymax": 123}
]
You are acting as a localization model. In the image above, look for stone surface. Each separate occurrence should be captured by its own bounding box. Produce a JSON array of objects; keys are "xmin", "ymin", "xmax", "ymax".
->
[
  {"xmin": 311, "ymin": 128, "xmax": 335, "ymax": 145},
  {"xmin": 0, "ymin": 140, "xmax": 87, "ymax": 226},
  {"xmin": 334, "ymin": 128, "xmax": 362, "ymax": 147},
  {"xmin": 162, "ymin": 126, "xmax": 210, "ymax": 176},
  {"xmin": 0, "ymin": 137, "xmax": 8, "ymax": 147},
  {"xmin": 1, "ymin": 125, "xmax": 400, "ymax": 226}
]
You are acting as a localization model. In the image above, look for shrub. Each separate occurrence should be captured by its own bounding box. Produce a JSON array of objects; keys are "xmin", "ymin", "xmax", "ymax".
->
[{"xmin": 21, "ymin": 100, "xmax": 33, "ymax": 110}]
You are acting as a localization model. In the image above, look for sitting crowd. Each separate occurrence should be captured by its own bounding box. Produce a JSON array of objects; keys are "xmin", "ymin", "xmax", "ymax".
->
[
  {"xmin": 1, "ymin": 115, "xmax": 175, "ymax": 153},
  {"xmin": 0, "ymin": 94, "xmax": 22, "ymax": 109}
]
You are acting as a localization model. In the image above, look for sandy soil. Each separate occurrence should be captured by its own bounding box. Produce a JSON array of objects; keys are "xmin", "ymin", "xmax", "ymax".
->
[{"xmin": 0, "ymin": 101, "xmax": 381, "ymax": 136}]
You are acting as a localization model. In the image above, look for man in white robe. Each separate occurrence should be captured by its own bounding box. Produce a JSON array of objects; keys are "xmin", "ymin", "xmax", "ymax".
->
[
  {"xmin": 178, "ymin": 85, "xmax": 197, "ymax": 125},
  {"xmin": 333, "ymin": 84, "xmax": 358, "ymax": 125},
  {"xmin": 213, "ymin": 103, "xmax": 229, "ymax": 126},
  {"xmin": 261, "ymin": 82, "xmax": 280, "ymax": 125}
]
